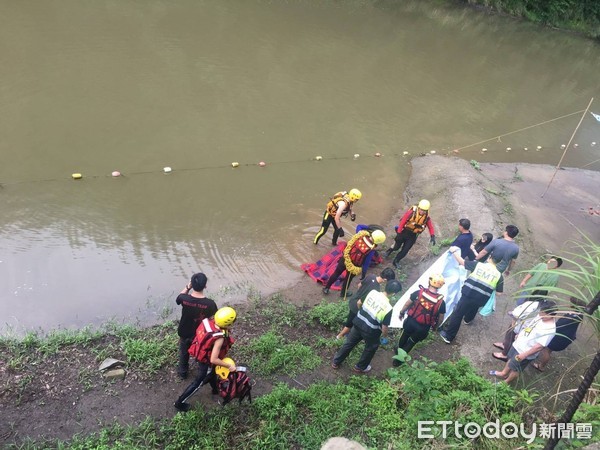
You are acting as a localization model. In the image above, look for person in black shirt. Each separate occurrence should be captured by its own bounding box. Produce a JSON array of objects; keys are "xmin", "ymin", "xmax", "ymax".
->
[{"xmin": 176, "ymin": 273, "xmax": 218, "ymax": 379}]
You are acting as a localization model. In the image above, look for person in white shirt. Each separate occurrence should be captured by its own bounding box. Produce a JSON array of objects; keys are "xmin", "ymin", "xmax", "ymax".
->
[{"xmin": 490, "ymin": 300, "xmax": 557, "ymax": 384}]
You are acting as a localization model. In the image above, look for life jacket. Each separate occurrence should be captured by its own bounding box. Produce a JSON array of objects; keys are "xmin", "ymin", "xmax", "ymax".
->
[
  {"xmin": 404, "ymin": 206, "xmax": 428, "ymax": 234},
  {"xmin": 343, "ymin": 231, "xmax": 375, "ymax": 275},
  {"xmin": 218, "ymin": 367, "xmax": 252, "ymax": 405},
  {"xmin": 188, "ymin": 318, "xmax": 234, "ymax": 364},
  {"xmin": 326, "ymin": 191, "xmax": 353, "ymax": 217},
  {"xmin": 407, "ymin": 286, "xmax": 444, "ymax": 326}
]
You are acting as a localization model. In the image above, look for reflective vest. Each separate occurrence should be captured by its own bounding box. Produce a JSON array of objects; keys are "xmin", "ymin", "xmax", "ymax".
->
[
  {"xmin": 463, "ymin": 262, "xmax": 501, "ymax": 299},
  {"xmin": 356, "ymin": 290, "xmax": 392, "ymax": 332},
  {"xmin": 326, "ymin": 191, "xmax": 353, "ymax": 217},
  {"xmin": 407, "ymin": 286, "xmax": 444, "ymax": 326},
  {"xmin": 404, "ymin": 206, "xmax": 428, "ymax": 234},
  {"xmin": 188, "ymin": 318, "xmax": 234, "ymax": 364}
]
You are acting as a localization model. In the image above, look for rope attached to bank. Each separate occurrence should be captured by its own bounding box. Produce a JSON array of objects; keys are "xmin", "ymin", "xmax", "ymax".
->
[
  {"xmin": 542, "ymin": 98, "xmax": 594, "ymax": 198},
  {"xmin": 451, "ymin": 109, "xmax": 586, "ymax": 153}
]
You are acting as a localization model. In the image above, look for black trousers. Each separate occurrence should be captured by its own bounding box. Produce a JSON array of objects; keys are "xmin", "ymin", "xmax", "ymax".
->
[
  {"xmin": 177, "ymin": 337, "xmax": 194, "ymax": 377},
  {"xmin": 397, "ymin": 316, "xmax": 431, "ymax": 354},
  {"xmin": 389, "ymin": 230, "xmax": 418, "ymax": 264},
  {"xmin": 333, "ymin": 325, "xmax": 380, "ymax": 370},
  {"xmin": 325, "ymin": 257, "xmax": 355, "ymax": 296},
  {"xmin": 176, "ymin": 361, "xmax": 218, "ymax": 405},
  {"xmin": 443, "ymin": 295, "xmax": 488, "ymax": 341},
  {"xmin": 314, "ymin": 211, "xmax": 343, "ymax": 245}
]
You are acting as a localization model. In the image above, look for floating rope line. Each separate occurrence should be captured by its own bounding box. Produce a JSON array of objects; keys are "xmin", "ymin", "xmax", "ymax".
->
[
  {"xmin": 451, "ymin": 109, "xmax": 586, "ymax": 153},
  {"xmin": 542, "ymin": 98, "xmax": 594, "ymax": 198},
  {"xmin": 0, "ymin": 108, "xmax": 597, "ymax": 188}
]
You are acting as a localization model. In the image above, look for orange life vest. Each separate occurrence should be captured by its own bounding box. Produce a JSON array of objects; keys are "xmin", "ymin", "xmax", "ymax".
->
[
  {"xmin": 404, "ymin": 206, "xmax": 428, "ymax": 234},
  {"xmin": 188, "ymin": 318, "xmax": 234, "ymax": 364},
  {"xmin": 326, "ymin": 191, "xmax": 353, "ymax": 217},
  {"xmin": 407, "ymin": 286, "xmax": 444, "ymax": 326}
]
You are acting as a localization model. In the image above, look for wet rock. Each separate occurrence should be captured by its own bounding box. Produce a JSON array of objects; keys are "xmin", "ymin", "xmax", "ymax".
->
[
  {"xmin": 102, "ymin": 368, "xmax": 126, "ymax": 380},
  {"xmin": 99, "ymin": 358, "xmax": 126, "ymax": 372}
]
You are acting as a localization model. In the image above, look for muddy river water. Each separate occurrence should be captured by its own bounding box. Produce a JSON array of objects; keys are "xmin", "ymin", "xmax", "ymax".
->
[{"xmin": 1, "ymin": 0, "xmax": 599, "ymax": 334}]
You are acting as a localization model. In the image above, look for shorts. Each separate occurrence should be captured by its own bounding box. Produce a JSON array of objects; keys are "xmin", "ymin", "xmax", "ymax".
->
[{"xmin": 507, "ymin": 346, "xmax": 531, "ymax": 372}]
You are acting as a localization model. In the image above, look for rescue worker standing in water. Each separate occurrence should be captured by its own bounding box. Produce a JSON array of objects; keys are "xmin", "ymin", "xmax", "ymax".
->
[
  {"xmin": 314, "ymin": 189, "xmax": 362, "ymax": 246},
  {"xmin": 385, "ymin": 199, "xmax": 436, "ymax": 269}
]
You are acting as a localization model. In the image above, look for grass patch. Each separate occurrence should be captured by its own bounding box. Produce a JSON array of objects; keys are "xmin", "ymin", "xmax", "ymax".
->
[
  {"xmin": 235, "ymin": 330, "xmax": 322, "ymax": 377},
  {"xmin": 247, "ymin": 292, "xmax": 299, "ymax": 328},
  {"xmin": 23, "ymin": 357, "xmax": 538, "ymax": 449},
  {"xmin": 308, "ymin": 300, "xmax": 347, "ymax": 332}
]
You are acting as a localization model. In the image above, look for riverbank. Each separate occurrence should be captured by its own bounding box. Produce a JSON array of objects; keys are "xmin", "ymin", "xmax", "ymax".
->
[
  {"xmin": 459, "ymin": 0, "xmax": 600, "ymax": 40},
  {"xmin": 1, "ymin": 156, "xmax": 599, "ymax": 448}
]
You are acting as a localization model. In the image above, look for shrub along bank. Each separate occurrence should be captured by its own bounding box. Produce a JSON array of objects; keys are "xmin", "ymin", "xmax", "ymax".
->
[{"xmin": 461, "ymin": 0, "xmax": 600, "ymax": 39}]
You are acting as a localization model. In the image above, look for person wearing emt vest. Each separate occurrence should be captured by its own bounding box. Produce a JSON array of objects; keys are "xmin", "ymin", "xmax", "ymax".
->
[
  {"xmin": 331, "ymin": 279, "xmax": 403, "ymax": 373},
  {"xmin": 322, "ymin": 229, "xmax": 386, "ymax": 299},
  {"xmin": 393, "ymin": 274, "xmax": 446, "ymax": 366},
  {"xmin": 440, "ymin": 248, "xmax": 504, "ymax": 344},
  {"xmin": 314, "ymin": 189, "xmax": 362, "ymax": 246},
  {"xmin": 174, "ymin": 307, "xmax": 237, "ymax": 412},
  {"xmin": 385, "ymin": 199, "xmax": 436, "ymax": 269}
]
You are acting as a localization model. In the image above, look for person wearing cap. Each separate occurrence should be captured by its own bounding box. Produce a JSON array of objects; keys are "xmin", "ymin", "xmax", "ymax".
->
[
  {"xmin": 394, "ymin": 274, "xmax": 446, "ymax": 366},
  {"xmin": 322, "ymin": 228, "xmax": 386, "ymax": 299},
  {"xmin": 332, "ymin": 279, "xmax": 403, "ymax": 373},
  {"xmin": 314, "ymin": 189, "xmax": 362, "ymax": 246},
  {"xmin": 475, "ymin": 224, "xmax": 519, "ymax": 276},
  {"xmin": 175, "ymin": 273, "xmax": 218, "ymax": 379},
  {"xmin": 385, "ymin": 199, "xmax": 436, "ymax": 269},
  {"xmin": 440, "ymin": 247, "xmax": 504, "ymax": 343}
]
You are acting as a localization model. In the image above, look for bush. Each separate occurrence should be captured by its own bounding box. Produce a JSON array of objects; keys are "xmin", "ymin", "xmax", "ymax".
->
[{"xmin": 308, "ymin": 300, "xmax": 348, "ymax": 331}]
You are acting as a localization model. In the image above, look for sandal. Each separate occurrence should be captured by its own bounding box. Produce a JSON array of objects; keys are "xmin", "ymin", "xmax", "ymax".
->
[
  {"xmin": 492, "ymin": 352, "xmax": 508, "ymax": 362},
  {"xmin": 532, "ymin": 362, "xmax": 545, "ymax": 372},
  {"xmin": 493, "ymin": 342, "xmax": 505, "ymax": 351}
]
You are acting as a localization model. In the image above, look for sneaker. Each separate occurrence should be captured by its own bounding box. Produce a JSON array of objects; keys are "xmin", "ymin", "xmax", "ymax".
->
[
  {"xmin": 393, "ymin": 260, "xmax": 401, "ymax": 269},
  {"xmin": 385, "ymin": 249, "xmax": 393, "ymax": 258},
  {"xmin": 341, "ymin": 291, "xmax": 353, "ymax": 298},
  {"xmin": 322, "ymin": 287, "xmax": 330, "ymax": 295},
  {"xmin": 177, "ymin": 371, "xmax": 188, "ymax": 380},
  {"xmin": 331, "ymin": 361, "xmax": 339, "ymax": 369},
  {"xmin": 392, "ymin": 359, "xmax": 402, "ymax": 368},
  {"xmin": 174, "ymin": 401, "xmax": 192, "ymax": 412},
  {"xmin": 440, "ymin": 332, "xmax": 452, "ymax": 344},
  {"xmin": 463, "ymin": 319, "xmax": 473, "ymax": 325},
  {"xmin": 352, "ymin": 364, "xmax": 372, "ymax": 374},
  {"xmin": 332, "ymin": 241, "xmax": 338, "ymax": 246}
]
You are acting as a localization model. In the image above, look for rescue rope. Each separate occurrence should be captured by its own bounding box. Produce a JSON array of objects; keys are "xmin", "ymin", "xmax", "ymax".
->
[{"xmin": 542, "ymin": 98, "xmax": 594, "ymax": 198}]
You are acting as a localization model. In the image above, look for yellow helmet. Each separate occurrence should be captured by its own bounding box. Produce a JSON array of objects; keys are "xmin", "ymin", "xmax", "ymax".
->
[
  {"xmin": 214, "ymin": 307, "xmax": 237, "ymax": 328},
  {"xmin": 418, "ymin": 199, "xmax": 430, "ymax": 211},
  {"xmin": 429, "ymin": 274, "xmax": 445, "ymax": 288},
  {"xmin": 371, "ymin": 230, "xmax": 386, "ymax": 245},
  {"xmin": 348, "ymin": 188, "xmax": 362, "ymax": 202},
  {"xmin": 215, "ymin": 357, "xmax": 235, "ymax": 380}
]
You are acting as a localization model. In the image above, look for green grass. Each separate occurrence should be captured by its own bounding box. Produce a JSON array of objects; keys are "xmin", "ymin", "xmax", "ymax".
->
[
  {"xmin": 308, "ymin": 300, "xmax": 348, "ymax": 332},
  {"xmin": 234, "ymin": 330, "xmax": 322, "ymax": 377},
  {"xmin": 16, "ymin": 356, "xmax": 545, "ymax": 450}
]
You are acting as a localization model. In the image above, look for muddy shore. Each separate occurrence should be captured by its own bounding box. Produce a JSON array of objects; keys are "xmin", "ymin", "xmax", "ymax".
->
[{"xmin": 1, "ymin": 155, "xmax": 599, "ymax": 446}]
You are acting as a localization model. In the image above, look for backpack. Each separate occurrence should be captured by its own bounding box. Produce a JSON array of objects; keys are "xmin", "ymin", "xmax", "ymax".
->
[
  {"xmin": 407, "ymin": 286, "xmax": 444, "ymax": 327},
  {"xmin": 218, "ymin": 367, "xmax": 253, "ymax": 405}
]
